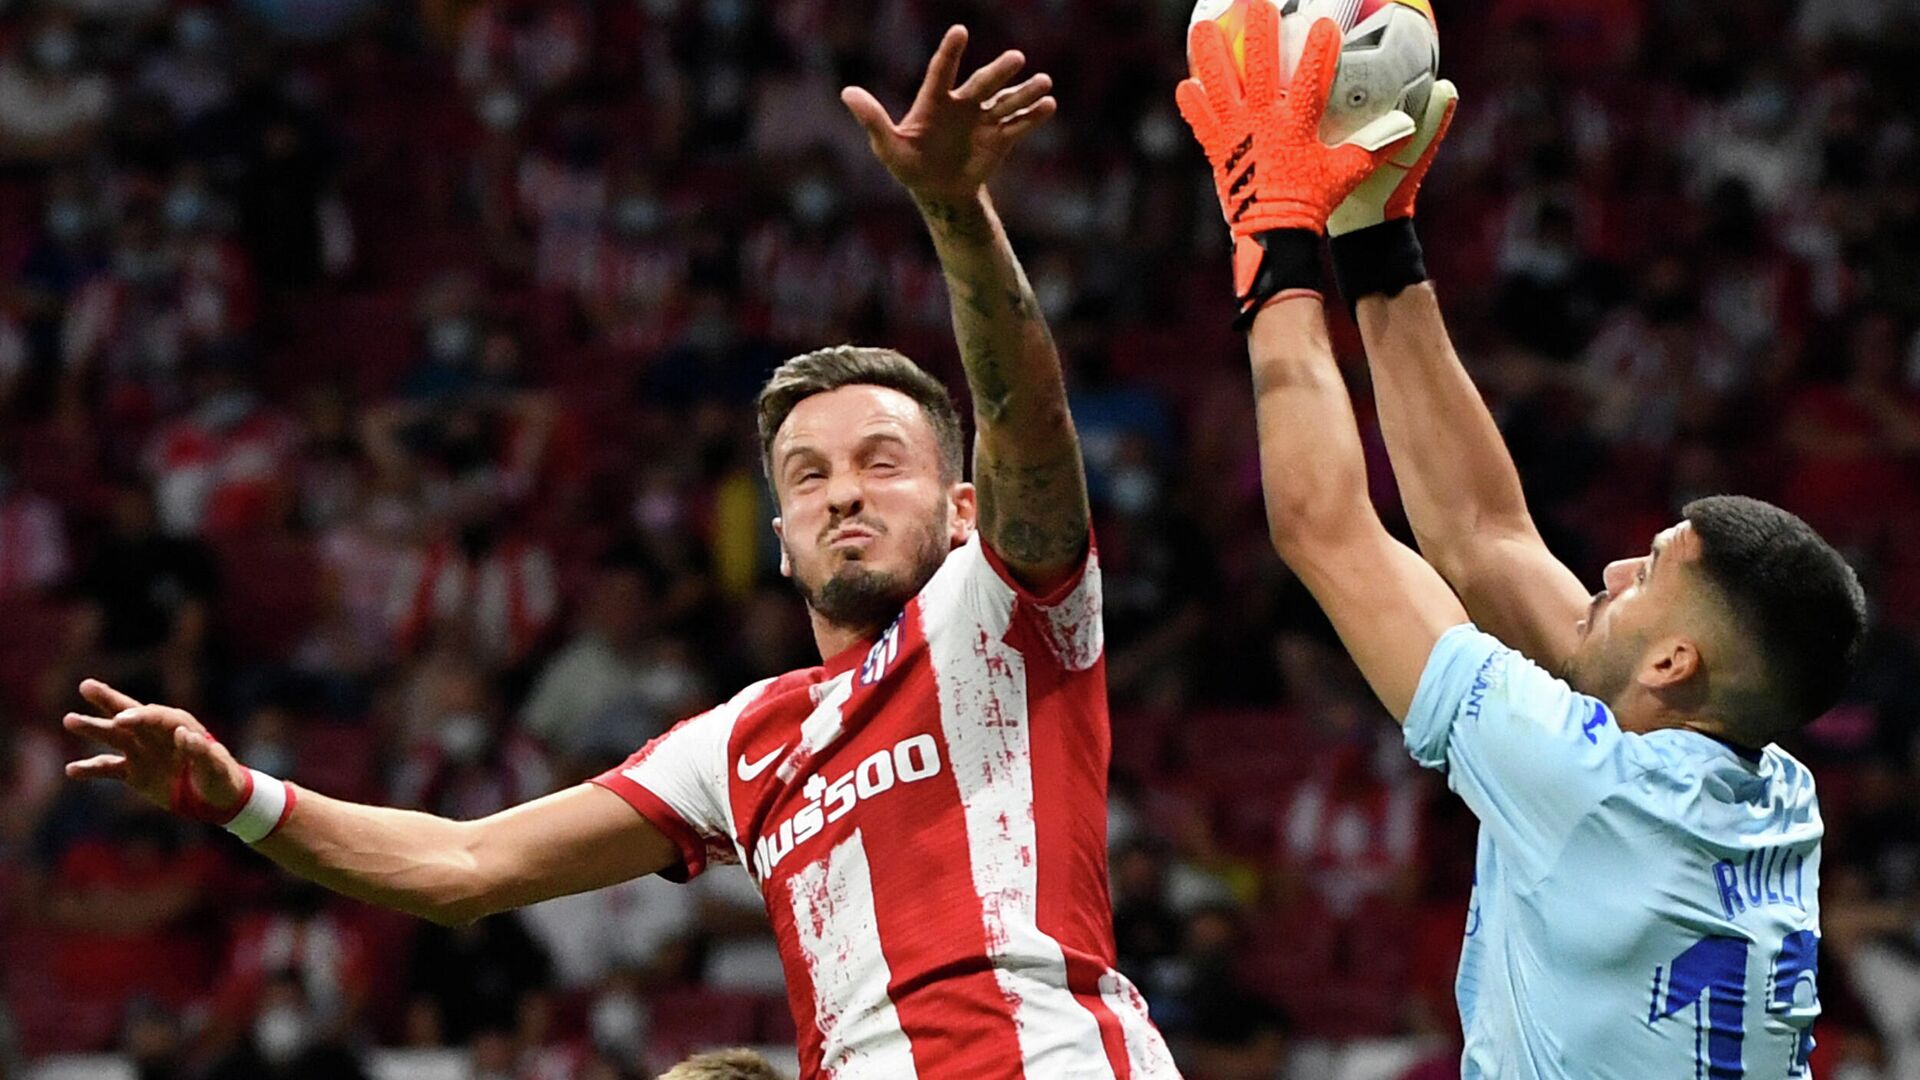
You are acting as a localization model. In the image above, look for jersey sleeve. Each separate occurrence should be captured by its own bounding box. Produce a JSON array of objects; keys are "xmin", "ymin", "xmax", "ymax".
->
[
  {"xmin": 1404, "ymin": 624, "xmax": 1639, "ymax": 886},
  {"xmin": 591, "ymin": 682, "xmax": 766, "ymax": 882},
  {"xmin": 933, "ymin": 531, "xmax": 1104, "ymax": 673}
]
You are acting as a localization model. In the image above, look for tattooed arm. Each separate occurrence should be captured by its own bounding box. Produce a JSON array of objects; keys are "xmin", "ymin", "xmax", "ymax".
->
[{"xmin": 843, "ymin": 27, "xmax": 1089, "ymax": 590}]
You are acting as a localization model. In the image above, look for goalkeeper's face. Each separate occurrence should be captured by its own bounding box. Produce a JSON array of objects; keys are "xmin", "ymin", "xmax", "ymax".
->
[
  {"xmin": 1563, "ymin": 522, "xmax": 1715, "ymax": 729},
  {"xmin": 770, "ymin": 385, "xmax": 977, "ymax": 635}
]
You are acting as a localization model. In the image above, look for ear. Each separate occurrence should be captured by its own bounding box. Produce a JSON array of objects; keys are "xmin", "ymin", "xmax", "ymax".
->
[
  {"xmin": 947, "ymin": 482, "xmax": 978, "ymax": 544},
  {"xmin": 772, "ymin": 517, "xmax": 792, "ymax": 579},
  {"xmin": 1638, "ymin": 636, "xmax": 1702, "ymax": 692}
]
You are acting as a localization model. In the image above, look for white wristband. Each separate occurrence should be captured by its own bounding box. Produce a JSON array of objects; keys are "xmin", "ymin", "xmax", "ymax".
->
[{"xmin": 225, "ymin": 769, "xmax": 292, "ymax": 844}]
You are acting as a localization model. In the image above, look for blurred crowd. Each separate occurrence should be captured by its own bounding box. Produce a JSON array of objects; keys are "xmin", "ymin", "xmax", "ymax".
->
[{"xmin": 0, "ymin": 1, "xmax": 1917, "ymax": 1078}]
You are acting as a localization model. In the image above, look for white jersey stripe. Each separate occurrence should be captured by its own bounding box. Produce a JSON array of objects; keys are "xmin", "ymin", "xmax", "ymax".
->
[
  {"xmin": 1102, "ymin": 970, "xmax": 1181, "ymax": 1079},
  {"xmin": 920, "ymin": 550, "xmax": 1118, "ymax": 1079},
  {"xmin": 786, "ymin": 830, "xmax": 918, "ymax": 1080}
]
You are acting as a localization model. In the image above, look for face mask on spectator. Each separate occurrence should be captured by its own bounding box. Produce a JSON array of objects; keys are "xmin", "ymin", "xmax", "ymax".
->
[
  {"xmin": 176, "ymin": 9, "xmax": 220, "ymax": 53},
  {"xmin": 1035, "ymin": 266, "xmax": 1076, "ymax": 323},
  {"xmin": 115, "ymin": 246, "xmax": 176, "ymax": 287},
  {"xmin": 612, "ymin": 197, "xmax": 664, "ymax": 238},
  {"xmin": 685, "ymin": 310, "xmax": 733, "ymax": 351},
  {"xmin": 589, "ymin": 990, "xmax": 648, "ymax": 1059},
  {"xmin": 46, "ymin": 200, "xmax": 90, "ymax": 240},
  {"xmin": 428, "ymin": 317, "xmax": 479, "ymax": 366},
  {"xmin": 478, "ymin": 88, "xmax": 524, "ymax": 132},
  {"xmin": 438, "ymin": 712, "xmax": 490, "ymax": 765},
  {"xmin": 1108, "ymin": 465, "xmax": 1159, "ymax": 518},
  {"xmin": 704, "ymin": 0, "xmax": 746, "ymax": 32},
  {"xmin": 33, "ymin": 30, "xmax": 79, "ymax": 74},
  {"xmin": 789, "ymin": 178, "xmax": 837, "ymax": 228},
  {"xmin": 165, "ymin": 187, "xmax": 212, "ymax": 232},
  {"xmin": 195, "ymin": 389, "xmax": 256, "ymax": 432},
  {"xmin": 253, "ymin": 1005, "xmax": 310, "ymax": 1066},
  {"xmin": 240, "ymin": 736, "xmax": 295, "ymax": 779},
  {"xmin": 1137, "ymin": 109, "xmax": 1183, "ymax": 162}
]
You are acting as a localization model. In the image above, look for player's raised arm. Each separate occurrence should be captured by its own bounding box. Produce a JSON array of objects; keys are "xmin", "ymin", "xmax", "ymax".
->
[
  {"xmin": 1325, "ymin": 83, "xmax": 1592, "ymax": 670},
  {"xmin": 1179, "ymin": 8, "xmax": 1463, "ymax": 719},
  {"xmin": 61, "ymin": 680, "xmax": 676, "ymax": 926},
  {"xmin": 841, "ymin": 27, "xmax": 1088, "ymax": 592}
]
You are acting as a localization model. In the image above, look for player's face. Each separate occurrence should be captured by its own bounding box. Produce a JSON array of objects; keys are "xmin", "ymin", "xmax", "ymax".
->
[
  {"xmin": 770, "ymin": 385, "xmax": 976, "ymax": 634},
  {"xmin": 1564, "ymin": 522, "xmax": 1704, "ymax": 713}
]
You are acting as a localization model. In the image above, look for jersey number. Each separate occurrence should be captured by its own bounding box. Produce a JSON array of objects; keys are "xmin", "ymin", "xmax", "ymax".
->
[{"xmin": 1648, "ymin": 931, "xmax": 1819, "ymax": 1080}]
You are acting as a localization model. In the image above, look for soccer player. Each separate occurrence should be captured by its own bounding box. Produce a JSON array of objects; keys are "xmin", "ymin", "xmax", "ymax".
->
[
  {"xmin": 1178, "ymin": 7, "xmax": 1865, "ymax": 1078},
  {"xmin": 61, "ymin": 29, "xmax": 1179, "ymax": 1080}
]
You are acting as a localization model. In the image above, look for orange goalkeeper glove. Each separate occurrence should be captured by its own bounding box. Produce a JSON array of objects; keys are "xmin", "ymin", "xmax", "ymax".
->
[{"xmin": 1178, "ymin": 2, "xmax": 1414, "ymax": 325}]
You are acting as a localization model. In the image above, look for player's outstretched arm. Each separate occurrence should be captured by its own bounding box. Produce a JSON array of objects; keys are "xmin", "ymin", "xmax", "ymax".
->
[
  {"xmin": 1248, "ymin": 298, "xmax": 1466, "ymax": 720},
  {"xmin": 843, "ymin": 27, "xmax": 1089, "ymax": 592},
  {"xmin": 1327, "ymin": 83, "xmax": 1591, "ymax": 670},
  {"xmin": 62, "ymin": 680, "xmax": 676, "ymax": 926}
]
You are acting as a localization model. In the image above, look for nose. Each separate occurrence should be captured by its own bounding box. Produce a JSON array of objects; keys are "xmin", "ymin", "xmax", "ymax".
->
[
  {"xmin": 1601, "ymin": 558, "xmax": 1638, "ymax": 596},
  {"xmin": 824, "ymin": 469, "xmax": 864, "ymax": 519}
]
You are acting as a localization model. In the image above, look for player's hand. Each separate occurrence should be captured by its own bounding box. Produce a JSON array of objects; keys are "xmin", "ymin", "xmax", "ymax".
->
[
  {"xmin": 1178, "ymin": 6, "xmax": 1414, "ymax": 312},
  {"xmin": 842, "ymin": 25, "xmax": 1057, "ymax": 204},
  {"xmin": 63, "ymin": 679, "xmax": 248, "ymax": 820},
  {"xmin": 1329, "ymin": 79, "xmax": 1458, "ymax": 237}
]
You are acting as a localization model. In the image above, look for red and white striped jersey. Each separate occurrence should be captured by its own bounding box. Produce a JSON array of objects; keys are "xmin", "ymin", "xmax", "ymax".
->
[{"xmin": 593, "ymin": 534, "xmax": 1179, "ymax": 1079}]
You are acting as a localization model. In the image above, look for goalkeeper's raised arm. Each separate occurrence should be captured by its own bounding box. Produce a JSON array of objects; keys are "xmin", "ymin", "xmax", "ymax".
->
[
  {"xmin": 1325, "ymin": 81, "xmax": 1592, "ymax": 670},
  {"xmin": 62, "ymin": 679, "xmax": 676, "ymax": 926}
]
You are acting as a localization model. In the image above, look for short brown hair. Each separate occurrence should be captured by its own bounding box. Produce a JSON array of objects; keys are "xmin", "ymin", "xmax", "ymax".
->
[
  {"xmin": 755, "ymin": 346, "xmax": 965, "ymax": 486},
  {"xmin": 656, "ymin": 1048, "xmax": 783, "ymax": 1080}
]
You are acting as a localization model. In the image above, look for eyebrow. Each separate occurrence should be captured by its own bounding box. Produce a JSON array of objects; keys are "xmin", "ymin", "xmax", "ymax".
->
[
  {"xmin": 779, "ymin": 432, "xmax": 911, "ymax": 472},
  {"xmin": 779, "ymin": 445, "xmax": 827, "ymax": 475},
  {"xmin": 1649, "ymin": 538, "xmax": 1666, "ymax": 575},
  {"xmin": 854, "ymin": 431, "xmax": 911, "ymax": 456}
]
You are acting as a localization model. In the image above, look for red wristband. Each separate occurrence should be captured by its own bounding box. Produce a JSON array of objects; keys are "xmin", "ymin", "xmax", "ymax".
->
[{"xmin": 171, "ymin": 746, "xmax": 248, "ymax": 826}]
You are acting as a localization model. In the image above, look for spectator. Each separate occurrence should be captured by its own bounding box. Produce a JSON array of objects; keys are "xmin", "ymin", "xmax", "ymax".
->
[
  {"xmin": 37, "ymin": 800, "xmax": 226, "ymax": 1023},
  {"xmin": 390, "ymin": 652, "xmax": 551, "ymax": 818},
  {"xmin": 0, "ymin": 12, "xmax": 112, "ymax": 164},
  {"xmin": 145, "ymin": 348, "xmax": 300, "ymax": 538},
  {"xmin": 138, "ymin": 6, "xmax": 236, "ymax": 125},
  {"xmin": 0, "ymin": 454, "xmax": 71, "ymax": 594},
  {"xmin": 402, "ymin": 912, "xmax": 553, "ymax": 1049},
  {"xmin": 204, "ymin": 972, "xmax": 374, "ymax": 1080},
  {"xmin": 381, "ymin": 510, "xmax": 560, "ymax": 664},
  {"xmin": 119, "ymin": 1000, "xmax": 187, "ymax": 1080},
  {"xmin": 1152, "ymin": 906, "xmax": 1290, "ymax": 1080},
  {"xmin": 519, "ymin": 873, "xmax": 697, "ymax": 992},
  {"xmin": 521, "ymin": 556, "xmax": 710, "ymax": 759},
  {"xmin": 577, "ymin": 168, "xmax": 689, "ymax": 353},
  {"xmin": 63, "ymin": 202, "xmax": 194, "ymax": 417},
  {"xmin": 65, "ymin": 483, "xmax": 219, "ymax": 708},
  {"xmin": 458, "ymin": 0, "xmax": 591, "ymax": 98},
  {"xmin": 208, "ymin": 880, "xmax": 375, "ymax": 1056}
]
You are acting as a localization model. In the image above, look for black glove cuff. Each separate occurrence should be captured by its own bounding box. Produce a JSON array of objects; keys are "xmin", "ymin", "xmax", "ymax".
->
[
  {"xmin": 1331, "ymin": 218, "xmax": 1428, "ymax": 305},
  {"xmin": 1234, "ymin": 229, "xmax": 1324, "ymax": 332}
]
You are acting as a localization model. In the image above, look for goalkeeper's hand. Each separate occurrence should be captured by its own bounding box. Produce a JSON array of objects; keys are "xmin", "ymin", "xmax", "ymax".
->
[
  {"xmin": 1329, "ymin": 79, "xmax": 1458, "ymax": 237},
  {"xmin": 1177, "ymin": 3, "xmax": 1413, "ymax": 321}
]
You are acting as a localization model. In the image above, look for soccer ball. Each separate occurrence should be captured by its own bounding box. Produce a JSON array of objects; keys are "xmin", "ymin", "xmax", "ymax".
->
[{"xmin": 1188, "ymin": 0, "xmax": 1440, "ymax": 148}]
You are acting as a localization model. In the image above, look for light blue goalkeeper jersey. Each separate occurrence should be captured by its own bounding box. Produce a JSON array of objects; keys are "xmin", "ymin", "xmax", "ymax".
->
[{"xmin": 1406, "ymin": 625, "xmax": 1823, "ymax": 1080}]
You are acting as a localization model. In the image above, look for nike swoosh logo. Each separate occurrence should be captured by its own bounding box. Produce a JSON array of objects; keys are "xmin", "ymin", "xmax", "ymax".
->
[{"xmin": 736, "ymin": 745, "xmax": 786, "ymax": 782}]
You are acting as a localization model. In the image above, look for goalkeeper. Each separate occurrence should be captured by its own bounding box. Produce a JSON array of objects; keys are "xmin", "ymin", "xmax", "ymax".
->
[{"xmin": 1179, "ymin": 5, "xmax": 1861, "ymax": 1078}]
